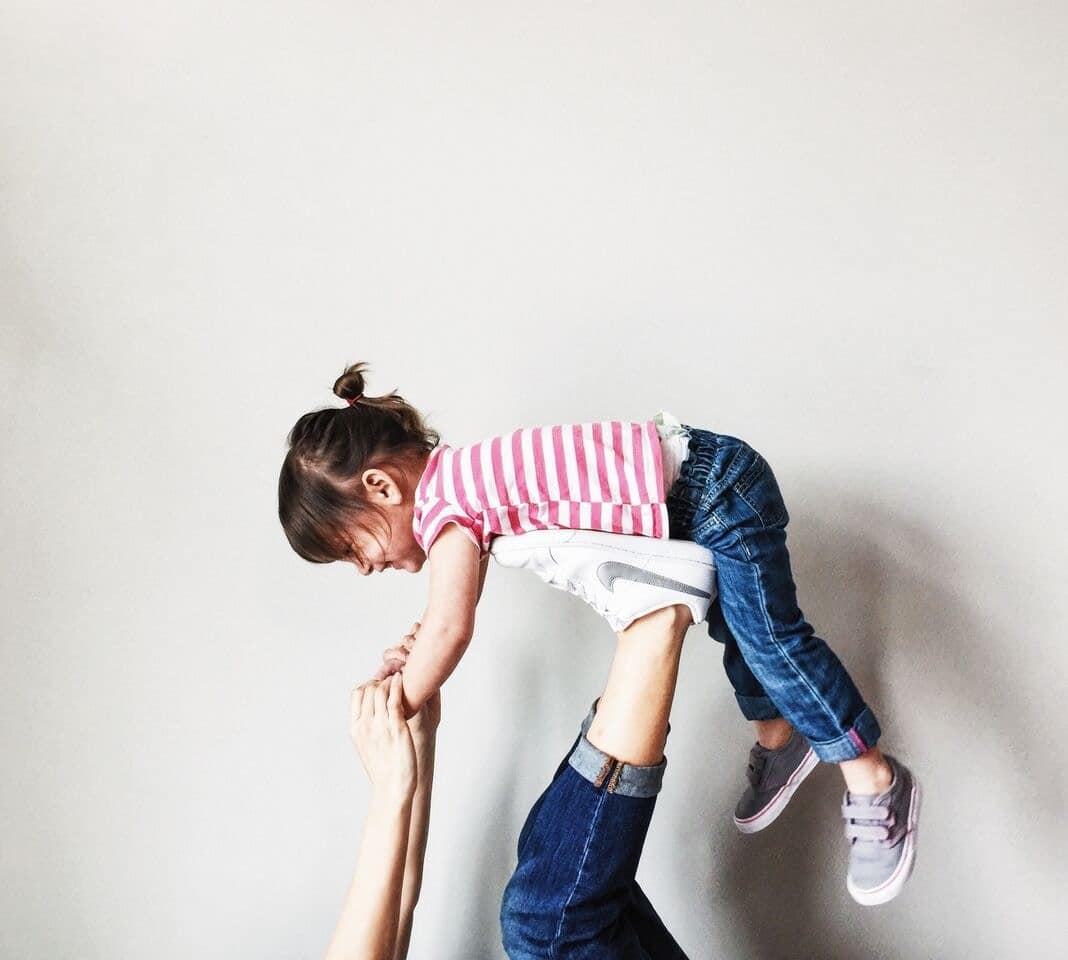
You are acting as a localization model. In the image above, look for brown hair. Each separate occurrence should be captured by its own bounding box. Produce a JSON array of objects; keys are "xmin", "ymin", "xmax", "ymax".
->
[{"xmin": 278, "ymin": 362, "xmax": 439, "ymax": 563}]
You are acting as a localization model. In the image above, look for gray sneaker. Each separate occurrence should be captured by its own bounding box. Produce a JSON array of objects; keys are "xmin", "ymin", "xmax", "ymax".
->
[
  {"xmin": 733, "ymin": 731, "xmax": 819, "ymax": 833},
  {"xmin": 843, "ymin": 755, "xmax": 921, "ymax": 905}
]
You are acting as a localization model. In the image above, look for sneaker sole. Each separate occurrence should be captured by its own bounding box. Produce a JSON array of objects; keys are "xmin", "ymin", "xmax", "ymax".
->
[
  {"xmin": 846, "ymin": 776, "xmax": 922, "ymax": 906},
  {"xmin": 490, "ymin": 528, "xmax": 715, "ymax": 564},
  {"xmin": 733, "ymin": 747, "xmax": 820, "ymax": 834}
]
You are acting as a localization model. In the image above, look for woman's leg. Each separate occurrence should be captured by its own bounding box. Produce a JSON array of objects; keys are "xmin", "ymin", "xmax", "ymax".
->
[{"xmin": 501, "ymin": 605, "xmax": 692, "ymax": 960}]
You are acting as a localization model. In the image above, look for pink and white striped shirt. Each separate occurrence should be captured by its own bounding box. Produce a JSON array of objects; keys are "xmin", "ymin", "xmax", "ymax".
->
[{"xmin": 411, "ymin": 420, "xmax": 670, "ymax": 558}]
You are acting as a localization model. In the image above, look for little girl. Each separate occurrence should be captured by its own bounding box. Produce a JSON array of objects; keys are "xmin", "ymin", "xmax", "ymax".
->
[{"xmin": 278, "ymin": 362, "xmax": 920, "ymax": 906}]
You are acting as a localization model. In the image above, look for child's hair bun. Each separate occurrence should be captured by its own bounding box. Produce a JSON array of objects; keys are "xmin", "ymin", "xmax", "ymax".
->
[{"xmin": 333, "ymin": 362, "xmax": 369, "ymax": 405}]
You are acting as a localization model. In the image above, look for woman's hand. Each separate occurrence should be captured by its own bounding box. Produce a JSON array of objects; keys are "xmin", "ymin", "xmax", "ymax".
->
[{"xmin": 349, "ymin": 673, "xmax": 417, "ymax": 802}]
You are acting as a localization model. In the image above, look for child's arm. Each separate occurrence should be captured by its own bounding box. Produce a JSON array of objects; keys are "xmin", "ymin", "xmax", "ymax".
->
[{"xmin": 399, "ymin": 524, "xmax": 481, "ymax": 716}]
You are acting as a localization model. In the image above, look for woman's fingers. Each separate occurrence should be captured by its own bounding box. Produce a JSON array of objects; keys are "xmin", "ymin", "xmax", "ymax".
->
[
  {"xmin": 361, "ymin": 681, "xmax": 377, "ymax": 720},
  {"xmin": 350, "ymin": 682, "xmax": 367, "ymax": 719},
  {"xmin": 387, "ymin": 672, "xmax": 404, "ymax": 722},
  {"xmin": 373, "ymin": 678, "xmax": 389, "ymax": 721},
  {"xmin": 351, "ymin": 681, "xmax": 372, "ymax": 719}
]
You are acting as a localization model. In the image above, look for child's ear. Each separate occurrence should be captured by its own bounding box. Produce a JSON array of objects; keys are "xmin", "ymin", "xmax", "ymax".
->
[{"xmin": 361, "ymin": 468, "xmax": 403, "ymax": 504}]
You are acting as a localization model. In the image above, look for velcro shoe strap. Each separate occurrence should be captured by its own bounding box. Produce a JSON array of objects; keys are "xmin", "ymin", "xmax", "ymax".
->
[
  {"xmin": 845, "ymin": 822, "xmax": 890, "ymax": 842},
  {"xmin": 841, "ymin": 803, "xmax": 890, "ymax": 820}
]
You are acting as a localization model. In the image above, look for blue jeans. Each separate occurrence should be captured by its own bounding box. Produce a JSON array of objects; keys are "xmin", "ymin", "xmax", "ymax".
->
[
  {"xmin": 501, "ymin": 705, "xmax": 689, "ymax": 959},
  {"xmin": 665, "ymin": 426, "xmax": 881, "ymax": 762}
]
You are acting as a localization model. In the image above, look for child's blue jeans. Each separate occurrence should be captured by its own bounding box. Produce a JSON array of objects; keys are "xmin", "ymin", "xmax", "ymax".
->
[
  {"xmin": 501, "ymin": 704, "xmax": 689, "ymax": 959},
  {"xmin": 665, "ymin": 426, "xmax": 881, "ymax": 762}
]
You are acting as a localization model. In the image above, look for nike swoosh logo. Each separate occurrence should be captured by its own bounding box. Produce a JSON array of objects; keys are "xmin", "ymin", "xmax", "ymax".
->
[{"xmin": 596, "ymin": 562, "xmax": 712, "ymax": 599}]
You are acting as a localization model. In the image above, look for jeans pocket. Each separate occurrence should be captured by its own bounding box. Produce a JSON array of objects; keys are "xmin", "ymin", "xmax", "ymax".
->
[{"xmin": 733, "ymin": 453, "xmax": 790, "ymax": 528}]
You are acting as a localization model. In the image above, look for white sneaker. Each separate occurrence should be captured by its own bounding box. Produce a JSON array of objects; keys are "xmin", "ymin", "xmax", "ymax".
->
[{"xmin": 490, "ymin": 529, "xmax": 717, "ymax": 632}]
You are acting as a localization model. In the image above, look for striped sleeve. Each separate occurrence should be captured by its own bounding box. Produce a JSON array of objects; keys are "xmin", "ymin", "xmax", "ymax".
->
[{"xmin": 415, "ymin": 497, "xmax": 486, "ymax": 556}]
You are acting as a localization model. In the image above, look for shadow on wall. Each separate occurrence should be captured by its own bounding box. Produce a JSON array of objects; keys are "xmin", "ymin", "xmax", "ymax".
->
[{"xmin": 684, "ymin": 493, "xmax": 1061, "ymax": 960}]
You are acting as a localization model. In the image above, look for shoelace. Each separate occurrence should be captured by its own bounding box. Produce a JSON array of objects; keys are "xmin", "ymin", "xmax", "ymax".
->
[{"xmin": 842, "ymin": 802, "xmax": 896, "ymax": 846}]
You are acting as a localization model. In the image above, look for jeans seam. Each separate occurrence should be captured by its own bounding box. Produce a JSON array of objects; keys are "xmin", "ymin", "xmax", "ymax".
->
[
  {"xmin": 551, "ymin": 787, "xmax": 609, "ymax": 956},
  {"xmin": 702, "ymin": 510, "xmax": 751, "ymax": 561},
  {"xmin": 732, "ymin": 550, "xmax": 844, "ymax": 736},
  {"xmin": 736, "ymin": 485, "xmax": 775, "ymax": 529},
  {"xmin": 735, "ymin": 457, "xmax": 787, "ymax": 529},
  {"xmin": 733, "ymin": 454, "xmax": 765, "ymax": 497}
]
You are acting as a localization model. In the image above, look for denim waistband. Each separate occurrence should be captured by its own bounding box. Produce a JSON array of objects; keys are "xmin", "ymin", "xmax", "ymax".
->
[
  {"xmin": 664, "ymin": 425, "xmax": 719, "ymax": 538},
  {"xmin": 567, "ymin": 700, "xmax": 668, "ymax": 799}
]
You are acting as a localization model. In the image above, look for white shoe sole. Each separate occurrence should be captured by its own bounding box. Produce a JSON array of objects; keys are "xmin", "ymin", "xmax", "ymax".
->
[
  {"xmin": 733, "ymin": 747, "xmax": 820, "ymax": 834},
  {"xmin": 846, "ymin": 777, "xmax": 922, "ymax": 906}
]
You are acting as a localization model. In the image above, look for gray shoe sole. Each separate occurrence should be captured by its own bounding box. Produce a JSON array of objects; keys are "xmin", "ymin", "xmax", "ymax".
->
[
  {"xmin": 846, "ymin": 776, "xmax": 922, "ymax": 906},
  {"xmin": 733, "ymin": 747, "xmax": 820, "ymax": 834}
]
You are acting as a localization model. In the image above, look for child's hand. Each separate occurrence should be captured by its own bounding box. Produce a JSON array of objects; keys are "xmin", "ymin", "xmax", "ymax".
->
[
  {"xmin": 349, "ymin": 673, "xmax": 417, "ymax": 802},
  {"xmin": 373, "ymin": 620, "xmax": 421, "ymax": 681}
]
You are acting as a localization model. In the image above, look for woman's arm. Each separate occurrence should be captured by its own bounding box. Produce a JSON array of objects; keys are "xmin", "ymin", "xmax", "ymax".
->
[
  {"xmin": 391, "ymin": 691, "xmax": 439, "ymax": 959},
  {"xmin": 324, "ymin": 676, "xmax": 416, "ymax": 960}
]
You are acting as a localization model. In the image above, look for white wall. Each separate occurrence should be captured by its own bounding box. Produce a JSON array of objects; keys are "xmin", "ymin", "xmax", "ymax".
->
[{"xmin": 3, "ymin": 3, "xmax": 1066, "ymax": 957}]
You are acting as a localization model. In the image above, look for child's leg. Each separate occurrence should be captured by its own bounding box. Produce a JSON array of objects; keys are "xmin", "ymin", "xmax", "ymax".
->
[
  {"xmin": 707, "ymin": 598, "xmax": 795, "ymax": 749},
  {"xmin": 685, "ymin": 431, "xmax": 889, "ymax": 790},
  {"xmin": 500, "ymin": 605, "xmax": 691, "ymax": 960},
  {"xmin": 715, "ymin": 591, "xmax": 884, "ymax": 785},
  {"xmin": 714, "ymin": 529, "xmax": 891, "ymax": 792}
]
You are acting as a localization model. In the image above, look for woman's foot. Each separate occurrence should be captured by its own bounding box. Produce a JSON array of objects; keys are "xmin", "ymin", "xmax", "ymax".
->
[
  {"xmin": 733, "ymin": 730, "xmax": 819, "ymax": 833},
  {"xmin": 489, "ymin": 528, "xmax": 717, "ymax": 631}
]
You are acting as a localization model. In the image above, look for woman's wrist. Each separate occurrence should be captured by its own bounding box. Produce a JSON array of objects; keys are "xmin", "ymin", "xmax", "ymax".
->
[
  {"xmin": 369, "ymin": 779, "xmax": 417, "ymax": 813},
  {"xmin": 411, "ymin": 726, "xmax": 437, "ymax": 755}
]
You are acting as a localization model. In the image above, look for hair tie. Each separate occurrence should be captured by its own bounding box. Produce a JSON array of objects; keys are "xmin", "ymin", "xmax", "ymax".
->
[{"xmin": 347, "ymin": 394, "xmax": 363, "ymax": 407}]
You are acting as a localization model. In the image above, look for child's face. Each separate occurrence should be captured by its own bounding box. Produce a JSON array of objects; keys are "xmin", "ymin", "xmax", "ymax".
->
[
  {"xmin": 342, "ymin": 465, "xmax": 426, "ymax": 575},
  {"xmin": 341, "ymin": 515, "xmax": 425, "ymax": 575}
]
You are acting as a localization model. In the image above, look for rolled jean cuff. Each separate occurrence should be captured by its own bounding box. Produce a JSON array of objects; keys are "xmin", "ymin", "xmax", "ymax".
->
[
  {"xmin": 808, "ymin": 707, "xmax": 883, "ymax": 762},
  {"xmin": 570, "ymin": 700, "xmax": 667, "ymax": 799},
  {"xmin": 734, "ymin": 692, "xmax": 782, "ymax": 721}
]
